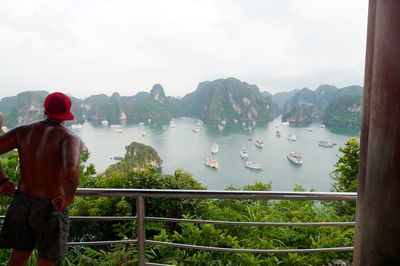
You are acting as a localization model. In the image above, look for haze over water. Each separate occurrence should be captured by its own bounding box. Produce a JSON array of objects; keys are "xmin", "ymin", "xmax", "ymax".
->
[{"xmin": 74, "ymin": 117, "xmax": 359, "ymax": 191}]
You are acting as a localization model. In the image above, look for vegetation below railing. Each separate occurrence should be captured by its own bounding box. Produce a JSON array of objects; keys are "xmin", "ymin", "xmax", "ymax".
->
[{"xmin": 0, "ymin": 139, "xmax": 359, "ymax": 266}]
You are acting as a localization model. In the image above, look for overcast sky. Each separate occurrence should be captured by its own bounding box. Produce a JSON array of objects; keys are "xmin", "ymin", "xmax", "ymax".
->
[{"xmin": 0, "ymin": 0, "xmax": 368, "ymax": 99}]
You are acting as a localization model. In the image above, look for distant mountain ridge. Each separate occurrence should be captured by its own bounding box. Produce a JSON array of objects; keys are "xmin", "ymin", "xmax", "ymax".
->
[
  {"xmin": 0, "ymin": 79, "xmax": 363, "ymax": 128},
  {"xmin": 281, "ymin": 84, "xmax": 363, "ymax": 127}
]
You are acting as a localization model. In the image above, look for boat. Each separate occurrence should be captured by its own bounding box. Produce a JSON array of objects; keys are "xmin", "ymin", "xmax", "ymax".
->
[
  {"xmin": 240, "ymin": 147, "xmax": 249, "ymax": 160},
  {"xmin": 112, "ymin": 128, "xmax": 123, "ymax": 133},
  {"xmin": 306, "ymin": 128, "xmax": 313, "ymax": 132},
  {"xmin": 281, "ymin": 121, "xmax": 289, "ymax": 126},
  {"xmin": 169, "ymin": 120, "xmax": 176, "ymax": 128},
  {"xmin": 287, "ymin": 134, "xmax": 297, "ymax": 141},
  {"xmin": 211, "ymin": 142, "xmax": 219, "ymax": 154},
  {"xmin": 318, "ymin": 140, "xmax": 334, "ymax": 147},
  {"xmin": 70, "ymin": 124, "xmax": 84, "ymax": 129},
  {"xmin": 110, "ymin": 124, "xmax": 123, "ymax": 128},
  {"xmin": 192, "ymin": 128, "xmax": 200, "ymax": 133},
  {"xmin": 287, "ymin": 152, "xmax": 303, "ymax": 166},
  {"xmin": 217, "ymin": 124, "xmax": 224, "ymax": 131},
  {"xmin": 244, "ymin": 161, "xmax": 262, "ymax": 170},
  {"xmin": 255, "ymin": 139, "xmax": 264, "ymax": 148},
  {"xmin": 276, "ymin": 131, "xmax": 281, "ymax": 137},
  {"xmin": 101, "ymin": 120, "xmax": 109, "ymax": 126},
  {"xmin": 204, "ymin": 157, "xmax": 219, "ymax": 169},
  {"xmin": 113, "ymin": 156, "xmax": 123, "ymax": 160},
  {"xmin": 320, "ymin": 124, "xmax": 326, "ymax": 128},
  {"xmin": 162, "ymin": 125, "xmax": 167, "ymax": 130},
  {"xmin": 139, "ymin": 122, "xmax": 144, "ymax": 126}
]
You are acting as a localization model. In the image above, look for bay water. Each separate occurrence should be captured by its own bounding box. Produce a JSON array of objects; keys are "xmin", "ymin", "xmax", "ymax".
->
[{"xmin": 73, "ymin": 117, "xmax": 359, "ymax": 191}]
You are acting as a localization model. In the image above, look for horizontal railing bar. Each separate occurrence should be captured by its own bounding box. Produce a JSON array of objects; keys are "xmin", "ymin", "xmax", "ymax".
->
[
  {"xmin": 145, "ymin": 217, "xmax": 355, "ymax": 227},
  {"xmin": 68, "ymin": 240, "xmax": 137, "ymax": 246},
  {"xmin": 70, "ymin": 216, "xmax": 136, "ymax": 221},
  {"xmin": 146, "ymin": 240, "xmax": 354, "ymax": 254},
  {"xmin": 76, "ymin": 188, "xmax": 356, "ymax": 201}
]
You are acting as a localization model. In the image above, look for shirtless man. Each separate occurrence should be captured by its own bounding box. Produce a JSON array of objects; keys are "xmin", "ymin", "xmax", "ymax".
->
[{"xmin": 0, "ymin": 92, "xmax": 81, "ymax": 266}]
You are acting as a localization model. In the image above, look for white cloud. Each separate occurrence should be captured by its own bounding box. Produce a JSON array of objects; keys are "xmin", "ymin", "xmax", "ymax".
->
[{"xmin": 0, "ymin": 0, "xmax": 368, "ymax": 98}]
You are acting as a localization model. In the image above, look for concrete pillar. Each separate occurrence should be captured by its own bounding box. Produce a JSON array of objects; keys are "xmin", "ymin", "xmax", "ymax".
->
[{"xmin": 354, "ymin": 0, "xmax": 400, "ymax": 265}]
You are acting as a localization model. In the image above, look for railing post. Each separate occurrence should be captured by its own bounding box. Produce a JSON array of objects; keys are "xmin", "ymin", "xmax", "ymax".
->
[{"xmin": 137, "ymin": 195, "xmax": 146, "ymax": 266}]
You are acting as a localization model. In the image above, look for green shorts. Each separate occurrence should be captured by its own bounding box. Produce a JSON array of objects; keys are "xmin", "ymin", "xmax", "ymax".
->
[{"xmin": 0, "ymin": 192, "xmax": 69, "ymax": 261}]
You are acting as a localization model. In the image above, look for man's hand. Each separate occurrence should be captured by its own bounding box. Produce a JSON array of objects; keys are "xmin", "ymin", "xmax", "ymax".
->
[
  {"xmin": 52, "ymin": 194, "xmax": 68, "ymax": 211},
  {"xmin": 0, "ymin": 180, "xmax": 16, "ymax": 195}
]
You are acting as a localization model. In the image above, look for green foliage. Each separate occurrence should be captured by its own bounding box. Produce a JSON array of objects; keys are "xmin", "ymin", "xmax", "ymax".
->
[{"xmin": 328, "ymin": 138, "xmax": 360, "ymax": 219}]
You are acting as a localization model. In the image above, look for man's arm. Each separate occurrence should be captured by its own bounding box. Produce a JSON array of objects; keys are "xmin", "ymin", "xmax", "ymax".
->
[{"xmin": 0, "ymin": 113, "xmax": 17, "ymax": 195}]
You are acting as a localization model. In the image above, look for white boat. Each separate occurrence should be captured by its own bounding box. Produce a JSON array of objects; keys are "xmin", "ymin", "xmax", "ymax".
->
[
  {"xmin": 204, "ymin": 157, "xmax": 219, "ymax": 170},
  {"xmin": 162, "ymin": 125, "xmax": 167, "ymax": 130},
  {"xmin": 111, "ymin": 124, "xmax": 123, "ymax": 128},
  {"xmin": 148, "ymin": 118, "xmax": 152, "ymax": 123},
  {"xmin": 70, "ymin": 124, "xmax": 84, "ymax": 129},
  {"xmin": 211, "ymin": 142, "xmax": 219, "ymax": 154},
  {"xmin": 287, "ymin": 152, "xmax": 303, "ymax": 166},
  {"xmin": 169, "ymin": 120, "xmax": 176, "ymax": 128},
  {"xmin": 240, "ymin": 147, "xmax": 249, "ymax": 160},
  {"xmin": 306, "ymin": 128, "xmax": 313, "ymax": 132},
  {"xmin": 139, "ymin": 122, "xmax": 144, "ymax": 126},
  {"xmin": 244, "ymin": 161, "xmax": 262, "ymax": 170},
  {"xmin": 192, "ymin": 128, "xmax": 200, "ymax": 133},
  {"xmin": 112, "ymin": 128, "xmax": 123, "ymax": 133},
  {"xmin": 320, "ymin": 124, "xmax": 326, "ymax": 128},
  {"xmin": 276, "ymin": 131, "xmax": 281, "ymax": 137},
  {"xmin": 255, "ymin": 139, "xmax": 264, "ymax": 148},
  {"xmin": 287, "ymin": 134, "xmax": 297, "ymax": 141},
  {"xmin": 101, "ymin": 120, "xmax": 109, "ymax": 126},
  {"xmin": 281, "ymin": 121, "xmax": 289, "ymax": 126},
  {"xmin": 218, "ymin": 124, "xmax": 224, "ymax": 131},
  {"xmin": 318, "ymin": 140, "xmax": 334, "ymax": 147}
]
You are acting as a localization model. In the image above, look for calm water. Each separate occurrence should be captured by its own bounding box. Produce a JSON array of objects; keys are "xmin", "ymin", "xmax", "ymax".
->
[{"xmin": 73, "ymin": 117, "xmax": 359, "ymax": 191}]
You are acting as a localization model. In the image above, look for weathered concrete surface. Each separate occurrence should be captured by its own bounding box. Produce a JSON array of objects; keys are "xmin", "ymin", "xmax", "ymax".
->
[{"xmin": 354, "ymin": 0, "xmax": 400, "ymax": 265}]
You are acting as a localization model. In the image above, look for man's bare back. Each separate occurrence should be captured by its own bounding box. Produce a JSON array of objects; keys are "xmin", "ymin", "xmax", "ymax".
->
[{"xmin": 0, "ymin": 118, "xmax": 81, "ymax": 210}]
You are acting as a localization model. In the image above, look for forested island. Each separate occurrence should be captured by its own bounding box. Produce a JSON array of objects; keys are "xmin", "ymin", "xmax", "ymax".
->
[{"xmin": 0, "ymin": 137, "xmax": 359, "ymax": 265}]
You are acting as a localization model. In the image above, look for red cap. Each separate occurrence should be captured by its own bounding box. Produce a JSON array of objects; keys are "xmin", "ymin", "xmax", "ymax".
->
[{"xmin": 43, "ymin": 92, "xmax": 74, "ymax": 121}]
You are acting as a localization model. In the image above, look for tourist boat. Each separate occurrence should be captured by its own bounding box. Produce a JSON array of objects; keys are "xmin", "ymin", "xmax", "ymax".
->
[
  {"xmin": 276, "ymin": 131, "xmax": 281, "ymax": 137},
  {"xmin": 218, "ymin": 124, "xmax": 224, "ymax": 131},
  {"xmin": 110, "ymin": 124, "xmax": 123, "ymax": 128},
  {"xmin": 255, "ymin": 139, "xmax": 264, "ymax": 148},
  {"xmin": 281, "ymin": 121, "xmax": 289, "ymax": 126},
  {"xmin": 211, "ymin": 142, "xmax": 219, "ymax": 154},
  {"xmin": 139, "ymin": 122, "xmax": 144, "ymax": 126},
  {"xmin": 244, "ymin": 161, "xmax": 262, "ymax": 170},
  {"xmin": 287, "ymin": 152, "xmax": 303, "ymax": 166},
  {"xmin": 204, "ymin": 157, "xmax": 219, "ymax": 170},
  {"xmin": 320, "ymin": 124, "xmax": 326, "ymax": 128},
  {"xmin": 306, "ymin": 128, "xmax": 313, "ymax": 132},
  {"xmin": 318, "ymin": 140, "xmax": 334, "ymax": 148},
  {"xmin": 101, "ymin": 119, "xmax": 109, "ymax": 126},
  {"xmin": 162, "ymin": 125, "xmax": 167, "ymax": 130},
  {"xmin": 287, "ymin": 134, "xmax": 297, "ymax": 141},
  {"xmin": 70, "ymin": 124, "xmax": 84, "ymax": 129},
  {"xmin": 192, "ymin": 128, "xmax": 200, "ymax": 133},
  {"xmin": 112, "ymin": 128, "xmax": 123, "ymax": 133},
  {"xmin": 169, "ymin": 120, "xmax": 176, "ymax": 128},
  {"xmin": 240, "ymin": 147, "xmax": 249, "ymax": 160}
]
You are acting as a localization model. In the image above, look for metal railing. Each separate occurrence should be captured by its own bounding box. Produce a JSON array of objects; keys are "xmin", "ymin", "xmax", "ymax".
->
[{"xmin": 68, "ymin": 188, "xmax": 357, "ymax": 266}]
